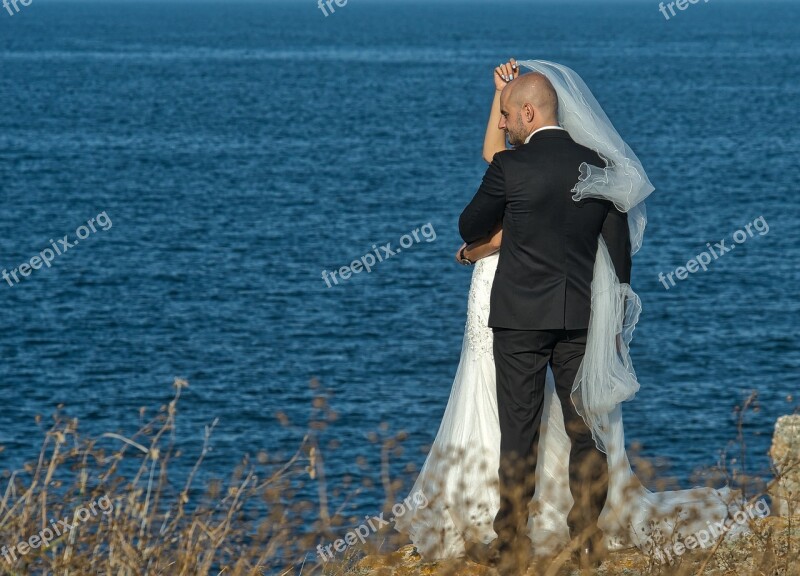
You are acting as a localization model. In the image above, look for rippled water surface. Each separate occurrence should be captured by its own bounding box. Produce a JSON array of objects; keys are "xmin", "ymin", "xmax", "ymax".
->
[{"xmin": 1, "ymin": 0, "xmax": 798, "ymax": 519}]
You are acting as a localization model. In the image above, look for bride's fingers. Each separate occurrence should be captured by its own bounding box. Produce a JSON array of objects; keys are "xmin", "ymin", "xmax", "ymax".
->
[
  {"xmin": 506, "ymin": 59, "xmax": 518, "ymax": 80},
  {"xmin": 495, "ymin": 59, "xmax": 519, "ymax": 83},
  {"xmin": 499, "ymin": 63, "xmax": 511, "ymax": 82},
  {"xmin": 495, "ymin": 66, "xmax": 508, "ymax": 84},
  {"xmin": 502, "ymin": 61, "xmax": 516, "ymax": 82}
]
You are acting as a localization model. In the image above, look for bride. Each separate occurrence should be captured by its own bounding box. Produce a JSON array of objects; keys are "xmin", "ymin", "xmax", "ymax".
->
[{"xmin": 394, "ymin": 59, "xmax": 737, "ymax": 567}]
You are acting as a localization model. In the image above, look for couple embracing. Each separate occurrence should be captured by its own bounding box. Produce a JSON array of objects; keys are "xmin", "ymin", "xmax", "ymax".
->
[{"xmin": 395, "ymin": 59, "xmax": 735, "ymax": 575}]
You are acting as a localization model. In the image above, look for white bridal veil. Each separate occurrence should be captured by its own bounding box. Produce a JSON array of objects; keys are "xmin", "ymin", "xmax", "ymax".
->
[{"xmin": 516, "ymin": 59, "xmax": 651, "ymax": 458}]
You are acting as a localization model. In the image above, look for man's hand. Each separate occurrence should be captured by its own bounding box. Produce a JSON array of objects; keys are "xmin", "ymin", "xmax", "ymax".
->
[{"xmin": 494, "ymin": 58, "xmax": 518, "ymax": 91}]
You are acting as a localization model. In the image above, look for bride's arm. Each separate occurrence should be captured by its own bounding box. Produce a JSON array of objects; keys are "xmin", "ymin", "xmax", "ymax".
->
[
  {"xmin": 482, "ymin": 58, "xmax": 518, "ymax": 164},
  {"xmin": 456, "ymin": 225, "xmax": 503, "ymax": 264},
  {"xmin": 457, "ymin": 59, "xmax": 515, "ymax": 263}
]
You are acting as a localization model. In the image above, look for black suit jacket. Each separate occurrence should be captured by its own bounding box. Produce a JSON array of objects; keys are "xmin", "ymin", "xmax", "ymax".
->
[{"xmin": 459, "ymin": 129, "xmax": 631, "ymax": 330}]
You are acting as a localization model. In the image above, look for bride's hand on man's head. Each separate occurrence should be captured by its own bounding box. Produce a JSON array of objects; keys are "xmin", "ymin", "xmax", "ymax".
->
[{"xmin": 494, "ymin": 58, "xmax": 518, "ymax": 91}]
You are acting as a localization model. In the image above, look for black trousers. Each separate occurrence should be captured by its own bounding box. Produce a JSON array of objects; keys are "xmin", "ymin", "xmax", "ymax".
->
[{"xmin": 492, "ymin": 328, "xmax": 608, "ymax": 551}]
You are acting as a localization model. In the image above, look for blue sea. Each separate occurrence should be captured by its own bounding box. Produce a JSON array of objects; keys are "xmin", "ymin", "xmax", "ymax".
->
[{"xmin": 1, "ymin": 0, "xmax": 798, "ymax": 532}]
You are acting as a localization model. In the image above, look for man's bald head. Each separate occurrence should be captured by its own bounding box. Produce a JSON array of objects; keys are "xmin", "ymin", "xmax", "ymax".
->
[
  {"xmin": 498, "ymin": 72, "xmax": 560, "ymax": 146},
  {"xmin": 506, "ymin": 72, "xmax": 559, "ymax": 119}
]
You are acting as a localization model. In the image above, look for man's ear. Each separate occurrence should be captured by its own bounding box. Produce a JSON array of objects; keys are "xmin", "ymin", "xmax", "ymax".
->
[{"xmin": 524, "ymin": 103, "xmax": 534, "ymax": 122}]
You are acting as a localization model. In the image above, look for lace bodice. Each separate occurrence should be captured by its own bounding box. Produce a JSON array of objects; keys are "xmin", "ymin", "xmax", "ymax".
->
[{"xmin": 465, "ymin": 253, "xmax": 499, "ymax": 358}]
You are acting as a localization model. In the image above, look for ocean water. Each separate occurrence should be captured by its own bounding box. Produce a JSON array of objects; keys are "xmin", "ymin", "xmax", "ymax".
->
[{"xmin": 0, "ymin": 0, "xmax": 798, "ymax": 527}]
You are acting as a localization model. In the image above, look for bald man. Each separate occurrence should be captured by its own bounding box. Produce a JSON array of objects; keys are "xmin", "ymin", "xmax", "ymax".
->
[{"xmin": 459, "ymin": 72, "xmax": 631, "ymax": 571}]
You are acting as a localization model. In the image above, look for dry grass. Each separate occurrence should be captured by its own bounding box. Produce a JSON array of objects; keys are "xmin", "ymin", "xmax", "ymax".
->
[
  {"xmin": 329, "ymin": 392, "xmax": 800, "ymax": 576},
  {"xmin": 0, "ymin": 379, "xmax": 320, "ymax": 575},
  {"xmin": 0, "ymin": 383, "xmax": 797, "ymax": 576}
]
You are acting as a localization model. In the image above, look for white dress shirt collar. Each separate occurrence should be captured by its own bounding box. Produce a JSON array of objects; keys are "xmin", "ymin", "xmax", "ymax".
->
[{"xmin": 524, "ymin": 125, "xmax": 566, "ymax": 144}]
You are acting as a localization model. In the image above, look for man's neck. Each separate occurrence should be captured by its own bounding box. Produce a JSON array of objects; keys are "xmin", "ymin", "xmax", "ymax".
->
[{"xmin": 524, "ymin": 124, "xmax": 564, "ymax": 144}]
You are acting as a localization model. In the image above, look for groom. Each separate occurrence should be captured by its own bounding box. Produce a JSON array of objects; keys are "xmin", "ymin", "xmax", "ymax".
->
[{"xmin": 459, "ymin": 72, "xmax": 631, "ymax": 571}]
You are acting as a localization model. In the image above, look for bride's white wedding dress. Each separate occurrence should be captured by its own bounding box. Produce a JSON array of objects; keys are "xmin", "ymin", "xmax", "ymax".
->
[{"xmin": 394, "ymin": 252, "xmax": 738, "ymax": 560}]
